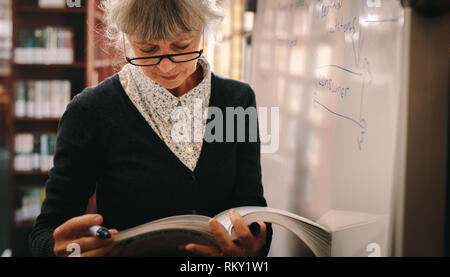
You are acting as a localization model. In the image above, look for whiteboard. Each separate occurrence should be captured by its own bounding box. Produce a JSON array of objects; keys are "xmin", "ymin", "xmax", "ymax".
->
[{"xmin": 250, "ymin": 0, "xmax": 408, "ymax": 256}]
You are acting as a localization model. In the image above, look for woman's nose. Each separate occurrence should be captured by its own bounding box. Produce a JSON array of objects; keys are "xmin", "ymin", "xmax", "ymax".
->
[{"xmin": 157, "ymin": 57, "xmax": 176, "ymax": 73}]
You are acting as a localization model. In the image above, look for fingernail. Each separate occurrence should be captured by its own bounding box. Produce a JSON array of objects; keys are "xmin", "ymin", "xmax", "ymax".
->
[
  {"xmin": 185, "ymin": 244, "xmax": 195, "ymax": 251},
  {"xmin": 95, "ymin": 216, "xmax": 102, "ymax": 224},
  {"xmin": 210, "ymin": 219, "xmax": 218, "ymax": 229}
]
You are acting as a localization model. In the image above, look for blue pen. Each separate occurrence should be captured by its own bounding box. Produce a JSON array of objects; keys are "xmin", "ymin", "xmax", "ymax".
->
[{"xmin": 88, "ymin": 226, "xmax": 111, "ymax": 239}]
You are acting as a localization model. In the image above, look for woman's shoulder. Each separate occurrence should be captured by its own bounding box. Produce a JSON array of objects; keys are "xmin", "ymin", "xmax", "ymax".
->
[
  {"xmin": 211, "ymin": 72, "xmax": 256, "ymax": 107},
  {"xmin": 69, "ymin": 74, "xmax": 122, "ymax": 111},
  {"xmin": 211, "ymin": 72, "xmax": 253, "ymax": 92}
]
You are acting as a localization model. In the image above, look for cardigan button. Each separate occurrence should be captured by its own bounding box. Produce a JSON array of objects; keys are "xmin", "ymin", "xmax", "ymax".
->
[{"xmin": 191, "ymin": 174, "xmax": 196, "ymax": 181}]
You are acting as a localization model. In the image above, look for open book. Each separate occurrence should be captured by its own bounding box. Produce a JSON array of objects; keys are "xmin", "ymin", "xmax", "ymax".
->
[{"xmin": 113, "ymin": 206, "xmax": 332, "ymax": 257}]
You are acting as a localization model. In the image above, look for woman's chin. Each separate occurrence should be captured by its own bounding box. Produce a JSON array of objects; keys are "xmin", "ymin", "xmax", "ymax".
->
[{"xmin": 156, "ymin": 78, "xmax": 182, "ymax": 90}]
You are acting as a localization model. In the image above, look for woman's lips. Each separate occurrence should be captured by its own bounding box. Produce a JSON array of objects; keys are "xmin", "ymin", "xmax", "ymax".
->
[{"xmin": 160, "ymin": 73, "xmax": 179, "ymax": 81}]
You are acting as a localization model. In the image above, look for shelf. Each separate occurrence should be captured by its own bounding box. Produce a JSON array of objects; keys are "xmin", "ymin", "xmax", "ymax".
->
[
  {"xmin": 12, "ymin": 222, "xmax": 35, "ymax": 229},
  {"xmin": 15, "ymin": 183, "xmax": 47, "ymax": 189},
  {"xmin": 15, "ymin": 117, "xmax": 60, "ymax": 122},
  {"xmin": 13, "ymin": 7, "xmax": 86, "ymax": 14},
  {"xmin": 13, "ymin": 172, "xmax": 50, "ymax": 187},
  {"xmin": 14, "ymin": 118, "xmax": 60, "ymax": 133},
  {"xmin": 13, "ymin": 170, "xmax": 49, "ymax": 176},
  {"xmin": 12, "ymin": 62, "xmax": 86, "ymax": 69},
  {"xmin": 94, "ymin": 59, "xmax": 114, "ymax": 69}
]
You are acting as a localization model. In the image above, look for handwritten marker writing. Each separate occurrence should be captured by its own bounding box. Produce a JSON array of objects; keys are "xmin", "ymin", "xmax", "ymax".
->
[{"xmin": 88, "ymin": 226, "xmax": 111, "ymax": 239}]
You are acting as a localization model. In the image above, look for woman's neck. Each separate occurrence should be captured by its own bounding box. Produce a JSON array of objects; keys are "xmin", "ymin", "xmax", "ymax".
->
[{"xmin": 168, "ymin": 65, "xmax": 204, "ymax": 98}]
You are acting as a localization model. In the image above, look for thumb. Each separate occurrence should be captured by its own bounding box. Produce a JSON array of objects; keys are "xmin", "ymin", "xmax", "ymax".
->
[
  {"xmin": 55, "ymin": 214, "xmax": 103, "ymax": 239},
  {"xmin": 109, "ymin": 229, "xmax": 119, "ymax": 235}
]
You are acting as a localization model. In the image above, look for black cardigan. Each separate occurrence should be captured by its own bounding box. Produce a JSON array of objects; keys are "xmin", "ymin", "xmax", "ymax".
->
[{"xmin": 28, "ymin": 72, "xmax": 272, "ymax": 257}]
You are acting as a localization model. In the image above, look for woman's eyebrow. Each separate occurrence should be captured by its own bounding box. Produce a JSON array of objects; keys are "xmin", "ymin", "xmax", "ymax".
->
[
  {"xmin": 135, "ymin": 41, "xmax": 156, "ymax": 47},
  {"xmin": 172, "ymin": 39, "xmax": 193, "ymax": 45},
  {"xmin": 136, "ymin": 37, "xmax": 194, "ymax": 47}
]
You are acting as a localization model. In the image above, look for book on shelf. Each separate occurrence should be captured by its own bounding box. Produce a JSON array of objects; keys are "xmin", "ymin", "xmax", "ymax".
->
[
  {"xmin": 15, "ymin": 80, "xmax": 71, "ymax": 118},
  {"xmin": 14, "ymin": 26, "xmax": 74, "ymax": 64},
  {"xmin": 113, "ymin": 206, "xmax": 332, "ymax": 257},
  {"xmin": 14, "ymin": 133, "xmax": 56, "ymax": 172},
  {"xmin": 14, "ymin": 186, "xmax": 46, "ymax": 225},
  {"xmin": 0, "ymin": 0, "xmax": 11, "ymax": 75},
  {"xmin": 38, "ymin": 0, "xmax": 66, "ymax": 8}
]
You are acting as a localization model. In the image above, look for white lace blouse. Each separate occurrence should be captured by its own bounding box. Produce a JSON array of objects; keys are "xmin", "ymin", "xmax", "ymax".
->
[{"xmin": 118, "ymin": 56, "xmax": 212, "ymax": 172}]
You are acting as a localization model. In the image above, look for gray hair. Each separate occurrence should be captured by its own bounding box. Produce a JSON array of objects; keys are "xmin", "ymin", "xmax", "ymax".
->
[{"xmin": 100, "ymin": 0, "xmax": 224, "ymax": 63}]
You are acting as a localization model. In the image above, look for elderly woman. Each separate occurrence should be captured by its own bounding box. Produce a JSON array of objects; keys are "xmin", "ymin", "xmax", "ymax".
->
[{"xmin": 29, "ymin": 0, "xmax": 272, "ymax": 257}]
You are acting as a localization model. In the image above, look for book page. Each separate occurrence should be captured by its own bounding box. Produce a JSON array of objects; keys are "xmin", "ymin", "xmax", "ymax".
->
[{"xmin": 215, "ymin": 206, "xmax": 332, "ymax": 257}]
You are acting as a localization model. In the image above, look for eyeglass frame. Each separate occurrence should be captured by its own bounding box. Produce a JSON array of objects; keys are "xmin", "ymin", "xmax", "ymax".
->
[{"xmin": 122, "ymin": 31, "xmax": 205, "ymax": 67}]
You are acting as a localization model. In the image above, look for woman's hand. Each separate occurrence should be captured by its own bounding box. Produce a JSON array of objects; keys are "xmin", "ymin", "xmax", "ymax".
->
[
  {"xmin": 53, "ymin": 214, "xmax": 120, "ymax": 257},
  {"xmin": 184, "ymin": 209, "xmax": 267, "ymax": 257}
]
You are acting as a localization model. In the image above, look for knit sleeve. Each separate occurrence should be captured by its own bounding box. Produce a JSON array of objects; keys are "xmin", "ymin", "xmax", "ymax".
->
[{"xmin": 28, "ymin": 91, "xmax": 99, "ymax": 257}]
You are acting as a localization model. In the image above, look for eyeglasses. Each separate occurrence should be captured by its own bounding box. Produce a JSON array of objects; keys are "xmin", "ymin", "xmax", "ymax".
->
[
  {"xmin": 123, "ymin": 33, "xmax": 204, "ymax": 67},
  {"xmin": 126, "ymin": 49, "xmax": 204, "ymax": 66}
]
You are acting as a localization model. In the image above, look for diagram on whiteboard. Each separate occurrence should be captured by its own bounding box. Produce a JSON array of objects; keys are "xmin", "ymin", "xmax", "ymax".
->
[{"xmin": 311, "ymin": 0, "xmax": 401, "ymax": 151}]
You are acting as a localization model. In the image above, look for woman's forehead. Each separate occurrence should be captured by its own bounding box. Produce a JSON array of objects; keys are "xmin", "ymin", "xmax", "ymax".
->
[{"xmin": 133, "ymin": 31, "xmax": 199, "ymax": 46}]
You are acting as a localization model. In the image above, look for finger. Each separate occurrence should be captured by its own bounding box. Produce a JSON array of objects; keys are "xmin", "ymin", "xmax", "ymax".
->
[
  {"xmin": 252, "ymin": 221, "xmax": 267, "ymax": 251},
  {"xmin": 229, "ymin": 209, "xmax": 254, "ymax": 249},
  {"xmin": 185, "ymin": 243, "xmax": 222, "ymax": 257},
  {"xmin": 109, "ymin": 229, "xmax": 119, "ymax": 235},
  {"xmin": 255, "ymin": 221, "xmax": 267, "ymax": 244},
  {"xmin": 81, "ymin": 243, "xmax": 116, "ymax": 257},
  {"xmin": 71, "ymin": 236, "xmax": 115, "ymax": 254},
  {"xmin": 100, "ymin": 230, "xmax": 120, "ymax": 257},
  {"xmin": 103, "ymin": 230, "xmax": 121, "ymax": 257},
  {"xmin": 105, "ymin": 244, "xmax": 122, "ymax": 257},
  {"xmin": 178, "ymin": 243, "xmax": 187, "ymax": 249},
  {"xmin": 73, "ymin": 228, "xmax": 118, "ymax": 253},
  {"xmin": 209, "ymin": 219, "xmax": 239, "ymax": 255},
  {"xmin": 54, "ymin": 214, "xmax": 103, "ymax": 239}
]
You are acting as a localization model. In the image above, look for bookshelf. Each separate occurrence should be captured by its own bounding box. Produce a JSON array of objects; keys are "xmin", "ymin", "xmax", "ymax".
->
[
  {"xmin": 0, "ymin": 0, "xmax": 11, "ymax": 149},
  {"xmin": 0, "ymin": 80, "xmax": 9, "ymax": 149},
  {"xmin": 8, "ymin": 0, "xmax": 117, "ymax": 256}
]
